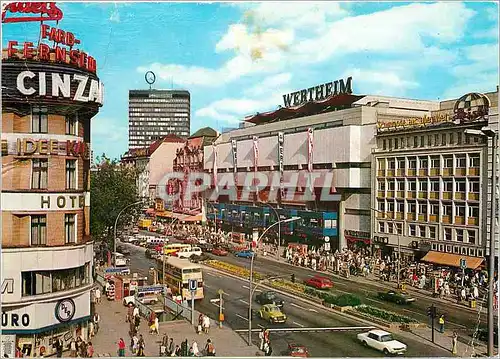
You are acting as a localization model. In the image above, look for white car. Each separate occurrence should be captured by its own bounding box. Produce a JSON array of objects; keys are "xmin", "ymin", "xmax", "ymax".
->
[
  {"xmin": 123, "ymin": 292, "xmax": 159, "ymax": 306},
  {"xmin": 176, "ymin": 246, "xmax": 203, "ymax": 259},
  {"xmin": 357, "ymin": 329, "xmax": 407, "ymax": 355}
]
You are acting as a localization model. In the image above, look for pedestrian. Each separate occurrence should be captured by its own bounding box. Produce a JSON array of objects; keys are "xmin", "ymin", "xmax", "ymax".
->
[
  {"xmin": 87, "ymin": 342, "xmax": 94, "ymax": 358},
  {"xmin": 259, "ymin": 329, "xmax": 265, "ymax": 351},
  {"xmin": 118, "ymin": 338, "xmax": 126, "ymax": 357},
  {"xmin": 93, "ymin": 313, "xmax": 100, "ymax": 334},
  {"xmin": 54, "ymin": 337, "xmax": 63, "ymax": 358},
  {"xmin": 202, "ymin": 315, "xmax": 210, "ymax": 334},
  {"xmin": 191, "ymin": 341, "xmax": 199, "ymax": 356},
  {"xmin": 174, "ymin": 345, "xmax": 181, "ymax": 356},
  {"xmin": 135, "ymin": 315, "xmax": 141, "ymax": 333},
  {"xmin": 132, "ymin": 334, "xmax": 139, "ymax": 355},
  {"xmin": 167, "ymin": 338, "xmax": 175, "ymax": 356},
  {"xmin": 95, "ymin": 287, "xmax": 101, "ymax": 304},
  {"xmin": 138, "ymin": 335, "xmax": 145, "ymax": 357},
  {"xmin": 89, "ymin": 320, "xmax": 95, "ymax": 339},
  {"xmin": 162, "ymin": 334, "xmax": 169, "ymax": 348},
  {"xmin": 451, "ymin": 331, "xmax": 458, "ymax": 355},
  {"xmin": 69, "ymin": 339, "xmax": 77, "ymax": 357},
  {"xmin": 133, "ymin": 305, "xmax": 140, "ymax": 319},
  {"xmin": 263, "ymin": 341, "xmax": 272, "ymax": 356},
  {"xmin": 205, "ymin": 339, "xmax": 215, "ymax": 356},
  {"xmin": 181, "ymin": 339, "xmax": 188, "ymax": 357},
  {"xmin": 439, "ymin": 314, "xmax": 445, "ymax": 333},
  {"xmin": 197, "ymin": 314, "xmax": 203, "ymax": 334}
]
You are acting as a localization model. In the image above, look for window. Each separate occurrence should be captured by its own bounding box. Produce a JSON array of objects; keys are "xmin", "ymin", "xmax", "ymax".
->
[
  {"xmin": 397, "ymin": 201, "xmax": 404, "ymax": 212},
  {"xmin": 467, "ymin": 230, "xmax": 476, "ymax": 244},
  {"xmin": 469, "ymin": 155, "xmax": 480, "ymax": 168},
  {"xmin": 65, "ymin": 114, "xmax": 78, "ymax": 135},
  {"xmin": 418, "ymin": 225, "xmax": 426, "ymax": 237},
  {"xmin": 378, "ymin": 181, "xmax": 386, "ymax": 191},
  {"xmin": 456, "ymin": 229, "xmax": 464, "ymax": 242},
  {"xmin": 31, "ymin": 159, "xmax": 48, "ymax": 189},
  {"xmin": 430, "ymin": 181, "xmax": 440, "ymax": 192},
  {"xmin": 455, "ymin": 180, "xmax": 466, "ymax": 192},
  {"xmin": 413, "ymin": 136, "xmax": 418, "ymax": 148},
  {"xmin": 419, "ymin": 180, "xmax": 428, "ymax": 192},
  {"xmin": 65, "ymin": 214, "xmax": 76, "ymax": 243},
  {"xmin": 430, "ymin": 203, "xmax": 439, "ymax": 215},
  {"xmin": 455, "ymin": 205, "xmax": 465, "ymax": 217},
  {"xmin": 388, "ymin": 159, "xmax": 395, "ymax": 169},
  {"xmin": 397, "ymin": 158, "xmax": 405, "ymax": 170},
  {"xmin": 66, "ymin": 160, "xmax": 77, "ymax": 189},
  {"xmin": 419, "ymin": 202, "xmax": 428, "ymax": 215},
  {"xmin": 456, "ymin": 156, "xmax": 466, "ymax": 168},
  {"xmin": 443, "ymin": 204, "xmax": 452, "ymax": 216},
  {"xmin": 31, "ymin": 106, "xmax": 48, "ymax": 133},
  {"xmin": 469, "ymin": 181, "xmax": 480, "ymax": 193},
  {"xmin": 387, "ymin": 180, "xmax": 395, "ymax": 191},
  {"xmin": 378, "ymin": 222, "xmax": 386, "ymax": 233},
  {"xmin": 419, "ymin": 157, "xmax": 428, "ymax": 169},
  {"xmin": 420, "ymin": 136, "xmax": 425, "ymax": 147},
  {"xmin": 395, "ymin": 223, "xmax": 403, "ymax": 235},
  {"xmin": 396, "ymin": 180, "xmax": 405, "ymax": 191},
  {"xmin": 408, "ymin": 201, "xmax": 416, "ymax": 214},
  {"xmin": 377, "ymin": 159, "xmax": 386, "ymax": 170},
  {"xmin": 444, "ymin": 228, "xmax": 452, "ymax": 241},
  {"xmin": 382, "ymin": 139, "xmax": 387, "ymax": 150},
  {"xmin": 394, "ymin": 138, "xmax": 399, "ymax": 149},
  {"xmin": 444, "ymin": 181, "xmax": 453, "ymax": 192},
  {"xmin": 408, "ymin": 181, "xmax": 416, "ymax": 191},
  {"xmin": 457, "ymin": 132, "xmax": 463, "ymax": 145},
  {"xmin": 22, "ymin": 263, "xmax": 90, "ymax": 296},
  {"xmin": 31, "ymin": 215, "xmax": 47, "ymax": 246},
  {"xmin": 431, "ymin": 157, "xmax": 440, "ymax": 168},
  {"xmin": 434, "ymin": 134, "xmax": 440, "ymax": 146},
  {"xmin": 408, "ymin": 158, "xmax": 416, "ymax": 169},
  {"xmin": 428, "ymin": 227, "xmax": 436, "ymax": 239},
  {"xmin": 469, "ymin": 206, "xmax": 479, "ymax": 218},
  {"xmin": 409, "ymin": 224, "xmax": 416, "ymax": 236},
  {"xmin": 387, "ymin": 201, "xmax": 394, "ymax": 212},
  {"xmin": 441, "ymin": 133, "xmax": 447, "ymax": 145},
  {"xmin": 444, "ymin": 157, "xmax": 453, "ymax": 168}
]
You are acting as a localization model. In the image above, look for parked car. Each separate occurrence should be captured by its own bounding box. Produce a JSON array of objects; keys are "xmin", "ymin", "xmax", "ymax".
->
[
  {"xmin": 123, "ymin": 292, "xmax": 159, "ymax": 306},
  {"xmin": 199, "ymin": 243, "xmax": 214, "ymax": 252},
  {"xmin": 116, "ymin": 246, "xmax": 131, "ymax": 256},
  {"xmin": 258, "ymin": 304, "xmax": 287, "ymax": 324},
  {"xmin": 176, "ymin": 246, "xmax": 203, "ymax": 259},
  {"xmin": 189, "ymin": 253, "xmax": 210, "ymax": 263},
  {"xmin": 357, "ymin": 329, "xmax": 407, "ymax": 355},
  {"xmin": 284, "ymin": 344, "xmax": 310, "ymax": 357},
  {"xmin": 377, "ymin": 290, "xmax": 416, "ymax": 305},
  {"xmin": 234, "ymin": 250, "xmax": 256, "ymax": 258},
  {"xmin": 255, "ymin": 291, "xmax": 284, "ymax": 308},
  {"xmin": 304, "ymin": 275, "xmax": 333, "ymax": 289},
  {"xmin": 211, "ymin": 247, "xmax": 229, "ymax": 256}
]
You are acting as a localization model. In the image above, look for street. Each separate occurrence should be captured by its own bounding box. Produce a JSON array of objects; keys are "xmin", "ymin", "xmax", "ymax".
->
[{"xmin": 123, "ymin": 242, "xmax": 454, "ymax": 357}]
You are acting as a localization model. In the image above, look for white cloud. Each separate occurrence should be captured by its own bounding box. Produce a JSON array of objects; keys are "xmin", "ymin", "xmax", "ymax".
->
[
  {"xmin": 342, "ymin": 68, "xmax": 419, "ymax": 96},
  {"xmin": 137, "ymin": 2, "xmax": 475, "ymax": 88},
  {"xmin": 245, "ymin": 73, "xmax": 292, "ymax": 96},
  {"xmin": 92, "ymin": 117, "xmax": 128, "ymax": 142},
  {"xmin": 474, "ymin": 27, "xmax": 498, "ymax": 39}
]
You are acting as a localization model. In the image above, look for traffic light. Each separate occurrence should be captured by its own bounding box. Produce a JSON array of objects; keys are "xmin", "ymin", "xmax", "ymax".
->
[
  {"xmin": 291, "ymin": 274, "xmax": 295, "ymax": 283},
  {"xmin": 427, "ymin": 305, "xmax": 437, "ymax": 318},
  {"xmin": 427, "ymin": 306, "xmax": 432, "ymax": 317}
]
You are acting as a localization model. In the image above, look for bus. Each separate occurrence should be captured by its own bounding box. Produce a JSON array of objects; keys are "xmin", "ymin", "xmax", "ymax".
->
[
  {"xmin": 113, "ymin": 252, "xmax": 129, "ymax": 267},
  {"xmin": 163, "ymin": 243, "xmax": 191, "ymax": 255},
  {"xmin": 158, "ymin": 257, "xmax": 204, "ymax": 300}
]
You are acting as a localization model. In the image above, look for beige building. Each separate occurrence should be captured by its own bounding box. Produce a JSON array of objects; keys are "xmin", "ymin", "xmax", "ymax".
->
[{"xmin": 372, "ymin": 91, "xmax": 498, "ymax": 265}]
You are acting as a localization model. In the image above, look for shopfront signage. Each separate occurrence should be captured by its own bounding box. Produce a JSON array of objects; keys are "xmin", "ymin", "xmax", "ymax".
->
[
  {"xmin": 104, "ymin": 267, "xmax": 131, "ymax": 274},
  {"xmin": 137, "ymin": 285, "xmax": 165, "ymax": 294},
  {"xmin": 41, "ymin": 195, "xmax": 85, "ymax": 209},
  {"xmin": 1, "ymin": 311, "xmax": 30, "ymax": 328},
  {"xmin": 282, "ymin": 77, "xmax": 353, "ymax": 107},
  {"xmin": 344, "ymin": 230, "xmax": 371, "ymax": 239},
  {"xmin": 1, "ymin": 278, "xmax": 14, "ymax": 294},
  {"xmin": 6, "ymin": 23, "xmax": 97, "ymax": 73},
  {"xmin": 2, "ymin": 2, "xmax": 63, "ymax": 23},
  {"xmin": 8, "ymin": 138, "xmax": 90, "ymax": 159},
  {"xmin": 54, "ymin": 298, "xmax": 76, "ymax": 323},
  {"xmin": 377, "ymin": 112, "xmax": 453, "ymax": 132},
  {"xmin": 0, "ymin": 334, "xmax": 16, "ymax": 358}
]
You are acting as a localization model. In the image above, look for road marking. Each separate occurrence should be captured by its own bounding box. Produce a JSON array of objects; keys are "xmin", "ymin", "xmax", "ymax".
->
[
  {"xmin": 239, "ymin": 299, "xmax": 249, "ymax": 305},
  {"xmin": 204, "ymin": 284, "xmax": 212, "ymax": 289},
  {"xmin": 206, "ymin": 273, "xmax": 219, "ymax": 278},
  {"xmin": 308, "ymin": 308, "xmax": 318, "ymax": 313},
  {"xmin": 258, "ymin": 324, "xmax": 265, "ymax": 329},
  {"xmin": 242, "ymin": 285, "xmax": 261, "ymax": 292},
  {"xmin": 290, "ymin": 303, "xmax": 302, "ymax": 309},
  {"xmin": 236, "ymin": 314, "xmax": 249, "ymax": 322},
  {"xmin": 293, "ymin": 321, "xmax": 305, "ymax": 327},
  {"xmin": 210, "ymin": 302, "xmax": 224, "ymax": 309},
  {"xmin": 364, "ymin": 297, "xmax": 386, "ymax": 305}
]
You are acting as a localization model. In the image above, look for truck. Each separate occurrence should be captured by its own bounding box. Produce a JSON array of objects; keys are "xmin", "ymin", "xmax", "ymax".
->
[{"xmin": 138, "ymin": 218, "xmax": 152, "ymax": 230}]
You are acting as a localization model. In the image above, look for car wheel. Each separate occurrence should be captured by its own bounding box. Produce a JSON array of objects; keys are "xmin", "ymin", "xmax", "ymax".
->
[
  {"xmin": 259, "ymin": 312, "xmax": 263, "ymax": 319},
  {"xmin": 363, "ymin": 341, "xmax": 368, "ymax": 347},
  {"xmin": 383, "ymin": 348, "xmax": 389, "ymax": 355}
]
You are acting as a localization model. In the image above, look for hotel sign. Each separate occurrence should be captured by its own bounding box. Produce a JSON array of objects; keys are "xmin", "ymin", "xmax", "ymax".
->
[
  {"xmin": 2, "ymin": 138, "xmax": 90, "ymax": 159},
  {"xmin": 282, "ymin": 77, "xmax": 353, "ymax": 107}
]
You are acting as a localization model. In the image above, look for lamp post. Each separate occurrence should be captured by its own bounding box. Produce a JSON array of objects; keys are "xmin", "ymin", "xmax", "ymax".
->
[
  {"xmin": 260, "ymin": 203, "xmax": 281, "ymax": 259},
  {"xmin": 205, "ymin": 201, "xmax": 218, "ymax": 234},
  {"xmin": 371, "ymin": 207, "xmax": 402, "ymax": 288},
  {"xmin": 113, "ymin": 199, "xmax": 146, "ymax": 264},
  {"xmin": 464, "ymin": 126, "xmax": 497, "ymax": 356},
  {"xmin": 247, "ymin": 216, "xmax": 301, "ymax": 346}
]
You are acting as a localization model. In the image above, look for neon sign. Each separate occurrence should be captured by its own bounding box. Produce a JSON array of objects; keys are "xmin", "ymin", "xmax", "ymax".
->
[{"xmin": 2, "ymin": 2, "xmax": 63, "ymax": 23}]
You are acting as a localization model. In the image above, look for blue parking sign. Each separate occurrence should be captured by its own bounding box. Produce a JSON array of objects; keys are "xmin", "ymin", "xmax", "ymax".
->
[
  {"xmin": 188, "ymin": 279, "xmax": 198, "ymax": 291},
  {"xmin": 460, "ymin": 258, "xmax": 467, "ymax": 270}
]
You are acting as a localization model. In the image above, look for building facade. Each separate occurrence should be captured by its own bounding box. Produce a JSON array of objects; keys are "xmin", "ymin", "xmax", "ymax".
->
[
  {"xmin": 203, "ymin": 84, "xmax": 447, "ymax": 251},
  {"xmin": 372, "ymin": 91, "xmax": 498, "ymax": 266},
  {"xmin": 172, "ymin": 127, "xmax": 217, "ymax": 215},
  {"xmin": 128, "ymin": 89, "xmax": 190, "ymax": 149},
  {"xmin": 1, "ymin": 25, "xmax": 102, "ymax": 357}
]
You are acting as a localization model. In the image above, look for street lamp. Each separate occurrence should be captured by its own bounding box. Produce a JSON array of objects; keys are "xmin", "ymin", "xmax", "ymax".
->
[
  {"xmin": 260, "ymin": 203, "xmax": 281, "ymax": 259},
  {"xmin": 205, "ymin": 201, "xmax": 218, "ymax": 234},
  {"xmin": 247, "ymin": 216, "xmax": 301, "ymax": 346},
  {"xmin": 113, "ymin": 199, "xmax": 146, "ymax": 265},
  {"xmin": 464, "ymin": 126, "xmax": 497, "ymax": 356},
  {"xmin": 371, "ymin": 207, "xmax": 402, "ymax": 289}
]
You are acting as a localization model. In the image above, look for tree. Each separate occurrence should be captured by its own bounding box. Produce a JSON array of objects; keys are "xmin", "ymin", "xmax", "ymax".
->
[{"xmin": 90, "ymin": 154, "xmax": 141, "ymax": 247}]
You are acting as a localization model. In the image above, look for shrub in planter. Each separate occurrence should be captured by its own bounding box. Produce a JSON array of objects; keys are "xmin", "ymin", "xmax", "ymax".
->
[
  {"xmin": 354, "ymin": 305, "xmax": 418, "ymax": 324},
  {"xmin": 334, "ymin": 294, "xmax": 361, "ymax": 307}
]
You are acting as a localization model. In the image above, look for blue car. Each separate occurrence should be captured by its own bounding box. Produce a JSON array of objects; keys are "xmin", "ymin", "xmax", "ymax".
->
[{"xmin": 234, "ymin": 250, "xmax": 256, "ymax": 258}]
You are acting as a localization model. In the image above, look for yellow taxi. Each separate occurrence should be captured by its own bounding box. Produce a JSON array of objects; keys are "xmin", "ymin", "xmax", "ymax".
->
[{"xmin": 258, "ymin": 304, "xmax": 287, "ymax": 324}]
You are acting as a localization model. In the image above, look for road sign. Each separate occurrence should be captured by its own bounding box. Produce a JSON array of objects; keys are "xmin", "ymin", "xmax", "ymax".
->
[
  {"xmin": 210, "ymin": 298, "xmax": 221, "ymax": 303},
  {"xmin": 324, "ymin": 236, "xmax": 330, "ymax": 243},
  {"xmin": 188, "ymin": 279, "xmax": 198, "ymax": 291},
  {"xmin": 460, "ymin": 258, "xmax": 467, "ymax": 269},
  {"xmin": 324, "ymin": 242, "xmax": 331, "ymax": 251},
  {"xmin": 104, "ymin": 267, "xmax": 130, "ymax": 274}
]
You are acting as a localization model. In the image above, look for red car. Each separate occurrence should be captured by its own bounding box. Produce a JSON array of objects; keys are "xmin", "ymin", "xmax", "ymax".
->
[
  {"xmin": 211, "ymin": 247, "xmax": 228, "ymax": 256},
  {"xmin": 183, "ymin": 238, "xmax": 198, "ymax": 244},
  {"xmin": 286, "ymin": 344, "xmax": 310, "ymax": 357},
  {"xmin": 304, "ymin": 275, "xmax": 333, "ymax": 289}
]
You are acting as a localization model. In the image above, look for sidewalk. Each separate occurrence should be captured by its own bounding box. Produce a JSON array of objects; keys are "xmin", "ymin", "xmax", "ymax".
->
[{"xmin": 87, "ymin": 295, "xmax": 259, "ymax": 357}]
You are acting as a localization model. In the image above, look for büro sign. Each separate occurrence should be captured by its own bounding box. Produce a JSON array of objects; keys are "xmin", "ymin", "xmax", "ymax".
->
[{"xmin": 2, "ymin": 2, "xmax": 63, "ymax": 23}]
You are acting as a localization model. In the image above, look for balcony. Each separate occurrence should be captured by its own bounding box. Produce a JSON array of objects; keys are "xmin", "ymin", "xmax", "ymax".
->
[
  {"xmin": 386, "ymin": 213, "xmax": 394, "ymax": 219},
  {"xmin": 442, "ymin": 216, "xmax": 451, "ymax": 223},
  {"xmin": 377, "ymin": 170, "xmax": 386, "ymax": 177},
  {"xmin": 407, "ymin": 169, "xmax": 416, "ymax": 176},
  {"xmin": 454, "ymin": 192, "xmax": 466, "ymax": 200},
  {"xmin": 442, "ymin": 168, "xmax": 453, "ymax": 176},
  {"xmin": 429, "ymin": 192, "xmax": 439, "ymax": 199},
  {"xmin": 442, "ymin": 192, "xmax": 452, "ymax": 200},
  {"xmin": 418, "ymin": 191, "xmax": 427, "ymax": 199},
  {"xmin": 407, "ymin": 191, "xmax": 416, "ymax": 199},
  {"xmin": 468, "ymin": 217, "xmax": 479, "ymax": 225},
  {"xmin": 429, "ymin": 214, "xmax": 438, "ymax": 222},
  {"xmin": 430, "ymin": 168, "xmax": 440, "ymax": 176},
  {"xmin": 376, "ymin": 212, "xmax": 385, "ymax": 218},
  {"xmin": 395, "ymin": 212, "xmax": 404, "ymax": 220},
  {"xmin": 455, "ymin": 168, "xmax": 466, "ymax": 176},
  {"xmin": 377, "ymin": 191, "xmax": 385, "ymax": 198},
  {"xmin": 396, "ymin": 169, "xmax": 405, "ymax": 176},
  {"xmin": 396, "ymin": 191, "xmax": 404, "ymax": 198},
  {"xmin": 418, "ymin": 169, "xmax": 427, "ymax": 176},
  {"xmin": 455, "ymin": 216, "xmax": 465, "ymax": 225},
  {"xmin": 407, "ymin": 213, "xmax": 416, "ymax": 221},
  {"xmin": 468, "ymin": 167, "xmax": 480, "ymax": 176},
  {"xmin": 468, "ymin": 192, "xmax": 480, "ymax": 201},
  {"xmin": 387, "ymin": 170, "xmax": 395, "ymax": 177},
  {"xmin": 418, "ymin": 214, "xmax": 426, "ymax": 221},
  {"xmin": 387, "ymin": 191, "xmax": 395, "ymax": 198}
]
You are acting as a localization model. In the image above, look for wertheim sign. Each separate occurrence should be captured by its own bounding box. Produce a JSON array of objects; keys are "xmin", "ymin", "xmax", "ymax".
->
[{"xmin": 282, "ymin": 77, "xmax": 353, "ymax": 108}]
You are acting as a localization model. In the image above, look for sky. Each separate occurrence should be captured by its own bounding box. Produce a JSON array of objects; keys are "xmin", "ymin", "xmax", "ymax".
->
[{"xmin": 2, "ymin": 1, "xmax": 499, "ymax": 160}]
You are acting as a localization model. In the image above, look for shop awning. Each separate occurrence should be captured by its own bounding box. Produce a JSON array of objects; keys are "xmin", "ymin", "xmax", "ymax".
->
[
  {"xmin": 145, "ymin": 208, "xmax": 155, "ymax": 214},
  {"xmin": 156, "ymin": 211, "xmax": 173, "ymax": 218},
  {"xmin": 421, "ymin": 251, "xmax": 484, "ymax": 270}
]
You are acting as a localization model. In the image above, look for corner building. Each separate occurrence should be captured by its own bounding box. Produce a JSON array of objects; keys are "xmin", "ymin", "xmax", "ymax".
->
[{"xmin": 1, "ymin": 46, "xmax": 102, "ymax": 356}]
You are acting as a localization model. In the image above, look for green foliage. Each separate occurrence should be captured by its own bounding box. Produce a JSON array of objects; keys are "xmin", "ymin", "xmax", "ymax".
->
[
  {"xmin": 354, "ymin": 305, "xmax": 418, "ymax": 323},
  {"xmin": 90, "ymin": 154, "xmax": 140, "ymax": 245},
  {"xmin": 303, "ymin": 288, "xmax": 361, "ymax": 307}
]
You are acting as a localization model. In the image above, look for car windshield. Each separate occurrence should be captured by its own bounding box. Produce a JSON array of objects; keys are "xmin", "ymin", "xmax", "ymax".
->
[
  {"xmin": 380, "ymin": 334, "xmax": 394, "ymax": 342},
  {"xmin": 266, "ymin": 292, "xmax": 276, "ymax": 299},
  {"xmin": 268, "ymin": 305, "xmax": 279, "ymax": 311},
  {"xmin": 293, "ymin": 348, "xmax": 306, "ymax": 353}
]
